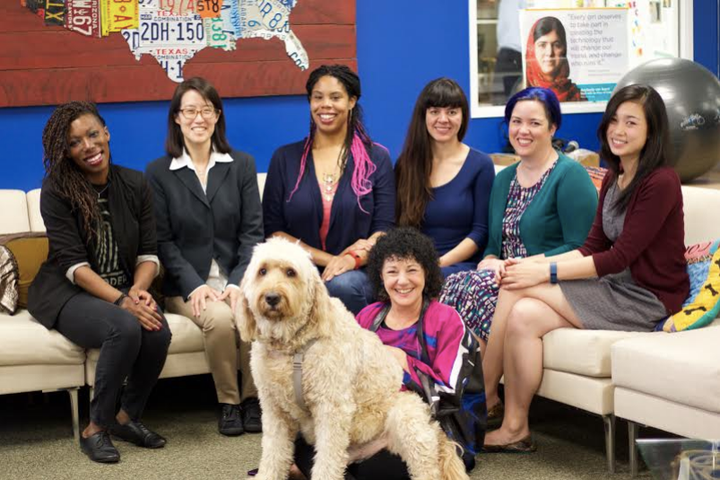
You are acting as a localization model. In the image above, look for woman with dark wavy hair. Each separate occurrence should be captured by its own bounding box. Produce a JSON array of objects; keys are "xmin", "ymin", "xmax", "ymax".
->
[
  {"xmin": 481, "ymin": 84, "xmax": 688, "ymax": 452},
  {"xmin": 29, "ymin": 101, "xmax": 171, "ymax": 463},
  {"xmin": 395, "ymin": 78, "xmax": 495, "ymax": 276},
  {"xmin": 263, "ymin": 64, "xmax": 395, "ymax": 314}
]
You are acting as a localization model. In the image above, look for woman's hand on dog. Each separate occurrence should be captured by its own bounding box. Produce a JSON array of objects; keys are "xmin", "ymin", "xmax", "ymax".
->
[
  {"xmin": 385, "ymin": 346, "xmax": 410, "ymax": 372},
  {"xmin": 189, "ymin": 285, "xmax": 221, "ymax": 318},
  {"xmin": 321, "ymin": 254, "xmax": 356, "ymax": 282}
]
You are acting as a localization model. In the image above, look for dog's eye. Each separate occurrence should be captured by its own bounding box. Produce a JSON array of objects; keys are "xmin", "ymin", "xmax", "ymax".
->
[
  {"xmin": 286, "ymin": 268, "xmax": 296, "ymax": 277},
  {"xmin": 259, "ymin": 268, "xmax": 267, "ymax": 276}
]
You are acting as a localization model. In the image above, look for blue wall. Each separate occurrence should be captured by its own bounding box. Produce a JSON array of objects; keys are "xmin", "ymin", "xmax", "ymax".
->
[{"xmin": 1, "ymin": 0, "xmax": 718, "ymax": 191}]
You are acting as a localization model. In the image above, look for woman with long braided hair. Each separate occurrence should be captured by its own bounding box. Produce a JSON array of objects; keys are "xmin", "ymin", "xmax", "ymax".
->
[
  {"xmin": 263, "ymin": 64, "xmax": 395, "ymax": 314},
  {"xmin": 28, "ymin": 102, "xmax": 171, "ymax": 463}
]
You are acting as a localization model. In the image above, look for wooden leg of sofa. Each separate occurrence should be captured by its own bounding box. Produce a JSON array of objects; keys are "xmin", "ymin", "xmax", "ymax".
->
[
  {"xmin": 628, "ymin": 420, "xmax": 639, "ymax": 477},
  {"xmin": 603, "ymin": 414, "xmax": 616, "ymax": 474},
  {"xmin": 68, "ymin": 388, "xmax": 80, "ymax": 443}
]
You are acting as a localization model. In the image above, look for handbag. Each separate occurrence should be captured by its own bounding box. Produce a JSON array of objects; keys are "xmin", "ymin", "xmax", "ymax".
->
[{"xmin": 369, "ymin": 299, "xmax": 487, "ymax": 455}]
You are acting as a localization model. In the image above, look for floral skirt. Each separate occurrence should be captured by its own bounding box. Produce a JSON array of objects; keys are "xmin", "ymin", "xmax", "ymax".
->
[{"xmin": 440, "ymin": 269, "xmax": 499, "ymax": 342}]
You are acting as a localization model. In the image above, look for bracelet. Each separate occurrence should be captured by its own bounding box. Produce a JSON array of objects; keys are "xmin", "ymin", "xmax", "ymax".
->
[
  {"xmin": 345, "ymin": 251, "xmax": 362, "ymax": 270},
  {"xmin": 549, "ymin": 262, "xmax": 558, "ymax": 284},
  {"xmin": 113, "ymin": 293, "xmax": 128, "ymax": 306}
]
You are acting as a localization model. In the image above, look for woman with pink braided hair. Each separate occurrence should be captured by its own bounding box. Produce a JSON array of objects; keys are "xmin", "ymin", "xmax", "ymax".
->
[{"xmin": 263, "ymin": 64, "xmax": 395, "ymax": 314}]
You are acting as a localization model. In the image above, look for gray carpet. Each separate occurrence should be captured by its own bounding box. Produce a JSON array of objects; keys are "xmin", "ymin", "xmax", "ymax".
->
[{"xmin": 0, "ymin": 375, "xmax": 662, "ymax": 480}]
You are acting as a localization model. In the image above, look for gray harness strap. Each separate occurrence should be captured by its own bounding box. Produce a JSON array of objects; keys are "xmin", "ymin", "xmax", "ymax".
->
[{"xmin": 292, "ymin": 338, "xmax": 318, "ymax": 412}]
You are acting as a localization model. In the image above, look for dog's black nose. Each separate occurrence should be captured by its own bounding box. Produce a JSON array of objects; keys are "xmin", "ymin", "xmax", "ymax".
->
[{"xmin": 265, "ymin": 292, "xmax": 281, "ymax": 307}]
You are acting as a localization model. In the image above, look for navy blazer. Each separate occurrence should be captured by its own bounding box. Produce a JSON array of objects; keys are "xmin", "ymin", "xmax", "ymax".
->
[
  {"xmin": 262, "ymin": 141, "xmax": 395, "ymax": 255},
  {"xmin": 28, "ymin": 166, "xmax": 157, "ymax": 329},
  {"xmin": 145, "ymin": 150, "xmax": 263, "ymax": 299}
]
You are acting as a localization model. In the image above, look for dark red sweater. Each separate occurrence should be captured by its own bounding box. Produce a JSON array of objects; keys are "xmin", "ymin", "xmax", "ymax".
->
[{"xmin": 578, "ymin": 166, "xmax": 689, "ymax": 314}]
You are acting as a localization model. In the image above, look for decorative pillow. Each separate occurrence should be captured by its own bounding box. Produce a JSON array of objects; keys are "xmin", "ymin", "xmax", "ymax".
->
[
  {"xmin": 0, "ymin": 233, "xmax": 49, "ymax": 311},
  {"xmin": 0, "ymin": 245, "xmax": 19, "ymax": 314},
  {"xmin": 663, "ymin": 240, "xmax": 720, "ymax": 332}
]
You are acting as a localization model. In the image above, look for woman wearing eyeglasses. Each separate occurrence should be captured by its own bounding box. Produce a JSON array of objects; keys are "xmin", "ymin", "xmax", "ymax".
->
[{"xmin": 145, "ymin": 77, "xmax": 264, "ymax": 437}]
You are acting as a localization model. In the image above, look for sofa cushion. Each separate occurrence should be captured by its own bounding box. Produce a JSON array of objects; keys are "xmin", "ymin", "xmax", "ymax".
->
[
  {"xmin": 0, "ymin": 246, "xmax": 19, "ymax": 314},
  {"xmin": 26, "ymin": 189, "xmax": 45, "ymax": 233},
  {"xmin": 542, "ymin": 328, "xmax": 650, "ymax": 377},
  {"xmin": 663, "ymin": 239, "xmax": 720, "ymax": 332},
  {"xmin": 0, "ymin": 310, "xmax": 85, "ymax": 365},
  {"xmin": 0, "ymin": 233, "xmax": 49, "ymax": 309},
  {"xmin": 164, "ymin": 313, "xmax": 204, "ymax": 353},
  {"xmin": 0, "ymin": 190, "xmax": 30, "ymax": 235},
  {"xmin": 612, "ymin": 327, "xmax": 720, "ymax": 414}
]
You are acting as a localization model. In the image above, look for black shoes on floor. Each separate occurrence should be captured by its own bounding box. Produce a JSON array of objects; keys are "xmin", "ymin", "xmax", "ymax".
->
[
  {"xmin": 109, "ymin": 420, "xmax": 167, "ymax": 449},
  {"xmin": 80, "ymin": 431, "xmax": 120, "ymax": 463},
  {"xmin": 241, "ymin": 397, "xmax": 262, "ymax": 434},
  {"xmin": 219, "ymin": 403, "xmax": 244, "ymax": 436},
  {"xmin": 80, "ymin": 421, "xmax": 166, "ymax": 463},
  {"xmin": 218, "ymin": 398, "xmax": 262, "ymax": 436}
]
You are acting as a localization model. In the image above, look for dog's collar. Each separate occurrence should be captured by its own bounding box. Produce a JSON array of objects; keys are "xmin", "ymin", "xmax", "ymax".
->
[{"xmin": 293, "ymin": 338, "xmax": 318, "ymax": 412}]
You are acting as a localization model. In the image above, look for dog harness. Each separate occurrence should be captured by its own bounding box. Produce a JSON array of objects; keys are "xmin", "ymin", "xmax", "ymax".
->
[{"xmin": 292, "ymin": 338, "xmax": 317, "ymax": 412}]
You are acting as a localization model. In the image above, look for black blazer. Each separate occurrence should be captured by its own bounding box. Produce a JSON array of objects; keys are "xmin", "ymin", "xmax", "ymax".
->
[
  {"xmin": 145, "ymin": 150, "xmax": 263, "ymax": 299},
  {"xmin": 28, "ymin": 166, "xmax": 158, "ymax": 329}
]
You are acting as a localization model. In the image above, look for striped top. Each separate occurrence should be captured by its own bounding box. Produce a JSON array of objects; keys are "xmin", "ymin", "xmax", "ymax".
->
[{"xmin": 357, "ymin": 300, "xmax": 468, "ymax": 395}]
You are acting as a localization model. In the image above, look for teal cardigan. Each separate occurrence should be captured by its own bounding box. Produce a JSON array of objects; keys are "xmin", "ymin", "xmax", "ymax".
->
[{"xmin": 484, "ymin": 154, "xmax": 598, "ymax": 259}]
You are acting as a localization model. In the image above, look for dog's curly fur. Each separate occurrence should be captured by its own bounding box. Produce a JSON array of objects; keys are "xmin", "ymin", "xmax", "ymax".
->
[{"xmin": 237, "ymin": 238, "xmax": 469, "ymax": 480}]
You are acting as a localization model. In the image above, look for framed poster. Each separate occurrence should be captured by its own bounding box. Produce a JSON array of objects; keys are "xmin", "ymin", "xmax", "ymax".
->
[
  {"xmin": 469, "ymin": 0, "xmax": 693, "ymax": 118},
  {"xmin": 0, "ymin": 0, "xmax": 357, "ymax": 107}
]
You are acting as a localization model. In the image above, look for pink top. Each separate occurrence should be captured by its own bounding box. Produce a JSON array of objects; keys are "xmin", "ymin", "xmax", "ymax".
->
[{"xmin": 319, "ymin": 180, "xmax": 338, "ymax": 251}]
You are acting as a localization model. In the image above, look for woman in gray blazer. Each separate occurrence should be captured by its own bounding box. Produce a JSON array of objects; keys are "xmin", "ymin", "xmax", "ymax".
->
[{"xmin": 145, "ymin": 77, "xmax": 263, "ymax": 436}]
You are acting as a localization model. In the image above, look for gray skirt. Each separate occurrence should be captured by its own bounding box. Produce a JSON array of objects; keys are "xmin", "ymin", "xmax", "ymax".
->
[{"xmin": 560, "ymin": 269, "xmax": 667, "ymax": 331}]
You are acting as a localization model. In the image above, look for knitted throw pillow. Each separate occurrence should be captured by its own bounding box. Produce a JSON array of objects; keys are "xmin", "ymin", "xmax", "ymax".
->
[{"xmin": 663, "ymin": 240, "xmax": 720, "ymax": 332}]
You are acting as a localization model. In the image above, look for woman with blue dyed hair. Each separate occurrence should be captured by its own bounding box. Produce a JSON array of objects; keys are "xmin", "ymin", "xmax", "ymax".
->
[{"xmin": 439, "ymin": 87, "xmax": 597, "ymax": 426}]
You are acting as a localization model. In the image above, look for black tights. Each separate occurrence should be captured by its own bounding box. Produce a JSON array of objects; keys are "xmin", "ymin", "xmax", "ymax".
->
[{"xmin": 56, "ymin": 292, "xmax": 171, "ymax": 427}]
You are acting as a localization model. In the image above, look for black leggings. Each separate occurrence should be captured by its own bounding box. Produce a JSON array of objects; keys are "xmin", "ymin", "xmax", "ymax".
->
[
  {"xmin": 56, "ymin": 292, "xmax": 171, "ymax": 427},
  {"xmin": 294, "ymin": 436, "xmax": 410, "ymax": 480}
]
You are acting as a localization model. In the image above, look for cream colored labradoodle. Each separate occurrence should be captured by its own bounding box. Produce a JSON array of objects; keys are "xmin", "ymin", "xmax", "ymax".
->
[{"xmin": 237, "ymin": 238, "xmax": 469, "ymax": 480}]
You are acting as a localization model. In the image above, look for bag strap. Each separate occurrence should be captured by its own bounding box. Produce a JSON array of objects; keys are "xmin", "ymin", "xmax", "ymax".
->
[
  {"xmin": 415, "ymin": 298, "xmax": 431, "ymax": 365},
  {"xmin": 368, "ymin": 303, "xmax": 391, "ymax": 333}
]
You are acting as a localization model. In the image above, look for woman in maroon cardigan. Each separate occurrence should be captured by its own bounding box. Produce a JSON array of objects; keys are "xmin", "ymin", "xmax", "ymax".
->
[{"xmin": 481, "ymin": 84, "xmax": 689, "ymax": 452}]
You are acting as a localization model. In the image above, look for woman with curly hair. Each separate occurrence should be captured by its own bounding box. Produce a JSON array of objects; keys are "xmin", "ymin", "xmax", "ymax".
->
[
  {"xmin": 263, "ymin": 64, "xmax": 395, "ymax": 314},
  {"xmin": 293, "ymin": 227, "xmax": 479, "ymax": 478},
  {"xmin": 395, "ymin": 78, "xmax": 495, "ymax": 276},
  {"xmin": 28, "ymin": 102, "xmax": 171, "ymax": 463}
]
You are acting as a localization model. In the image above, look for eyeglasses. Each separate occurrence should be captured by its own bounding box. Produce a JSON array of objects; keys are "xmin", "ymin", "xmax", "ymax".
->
[{"xmin": 178, "ymin": 107, "xmax": 218, "ymax": 120}]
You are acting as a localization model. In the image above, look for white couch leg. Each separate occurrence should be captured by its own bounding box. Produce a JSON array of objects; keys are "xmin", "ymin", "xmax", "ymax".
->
[
  {"xmin": 67, "ymin": 388, "xmax": 80, "ymax": 443},
  {"xmin": 602, "ymin": 414, "xmax": 616, "ymax": 474},
  {"xmin": 628, "ymin": 420, "xmax": 639, "ymax": 477}
]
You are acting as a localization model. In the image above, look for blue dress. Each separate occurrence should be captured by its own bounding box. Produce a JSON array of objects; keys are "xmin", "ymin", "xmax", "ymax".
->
[{"xmin": 420, "ymin": 148, "xmax": 495, "ymax": 277}]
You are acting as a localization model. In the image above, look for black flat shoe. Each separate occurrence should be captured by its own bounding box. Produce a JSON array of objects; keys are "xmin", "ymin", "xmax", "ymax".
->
[
  {"xmin": 80, "ymin": 431, "xmax": 120, "ymax": 463},
  {"xmin": 219, "ymin": 404, "xmax": 244, "ymax": 436},
  {"xmin": 110, "ymin": 420, "xmax": 166, "ymax": 448},
  {"xmin": 241, "ymin": 398, "xmax": 262, "ymax": 433}
]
